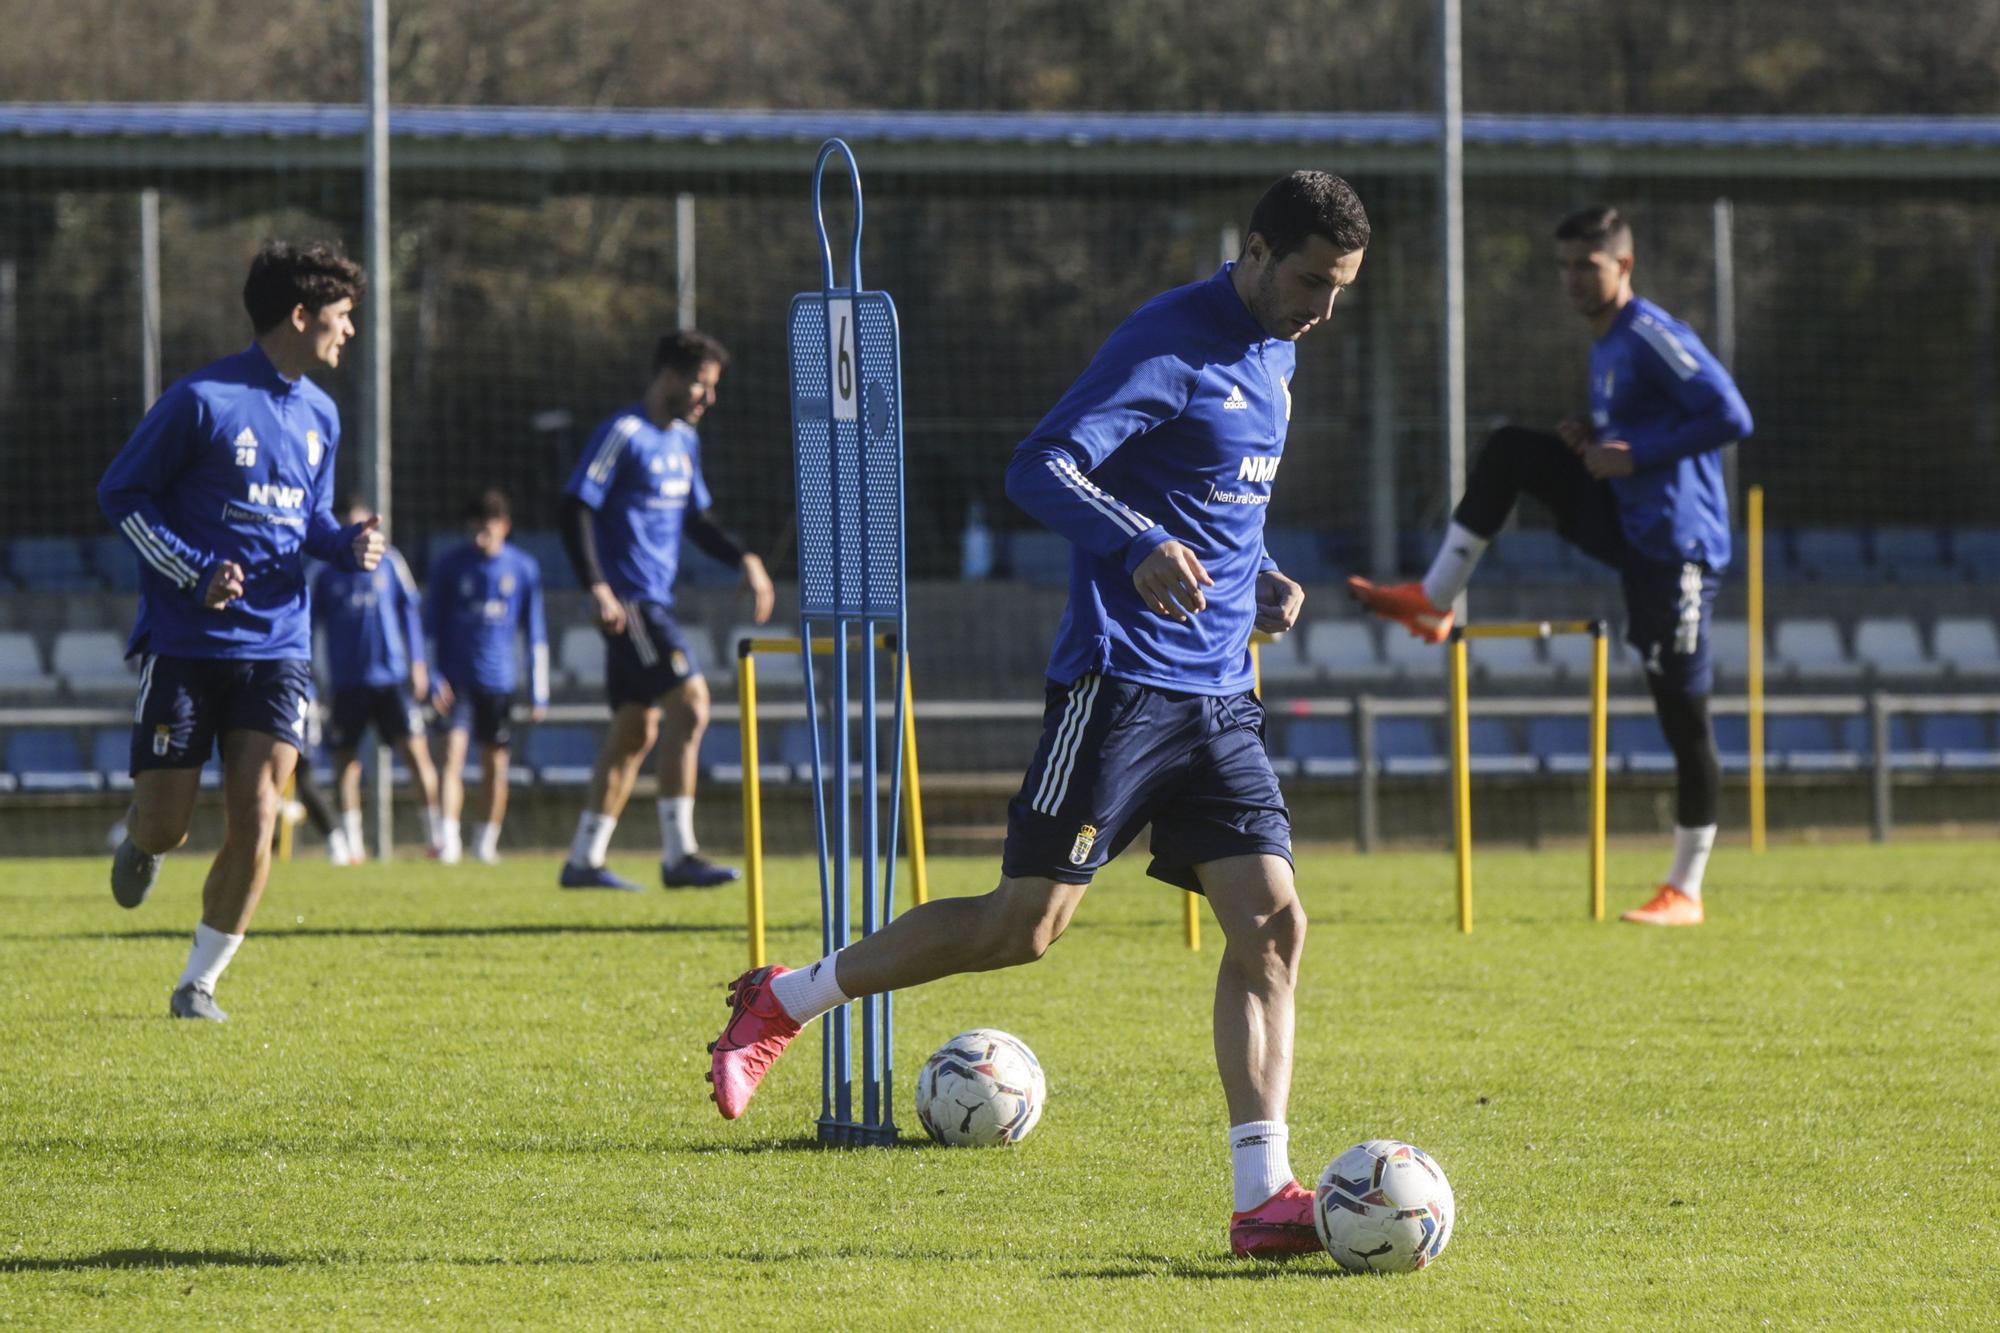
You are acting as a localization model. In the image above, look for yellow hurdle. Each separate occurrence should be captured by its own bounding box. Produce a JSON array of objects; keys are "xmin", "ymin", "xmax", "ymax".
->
[
  {"xmin": 737, "ymin": 632, "xmax": 928, "ymax": 969},
  {"xmin": 1448, "ymin": 620, "xmax": 1609, "ymax": 932}
]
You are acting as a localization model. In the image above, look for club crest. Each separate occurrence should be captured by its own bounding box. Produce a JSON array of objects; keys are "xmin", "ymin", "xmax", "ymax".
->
[{"xmin": 1068, "ymin": 823, "xmax": 1097, "ymax": 866}]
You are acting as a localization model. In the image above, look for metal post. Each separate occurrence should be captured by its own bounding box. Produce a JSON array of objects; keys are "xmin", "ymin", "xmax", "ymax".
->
[
  {"xmin": 1438, "ymin": 0, "xmax": 1467, "ymax": 621},
  {"xmin": 138, "ymin": 189, "xmax": 161, "ymax": 407},
  {"xmin": 362, "ymin": 0, "xmax": 395, "ymax": 861},
  {"xmin": 1713, "ymin": 197, "xmax": 1740, "ymax": 509},
  {"xmin": 739, "ymin": 641, "xmax": 765, "ymax": 967},
  {"xmin": 676, "ymin": 192, "xmax": 697, "ymax": 332},
  {"xmin": 1747, "ymin": 485, "xmax": 1766, "ymax": 852},
  {"xmin": 1368, "ymin": 251, "xmax": 1399, "ymax": 578},
  {"xmin": 1869, "ymin": 692, "xmax": 1892, "ymax": 844},
  {"xmin": 899, "ymin": 658, "xmax": 928, "ymax": 906},
  {"xmin": 1356, "ymin": 694, "xmax": 1378, "ymax": 853},
  {"xmin": 1588, "ymin": 621, "xmax": 1609, "ymax": 921},
  {"xmin": 1448, "ymin": 630, "xmax": 1472, "ymax": 933}
]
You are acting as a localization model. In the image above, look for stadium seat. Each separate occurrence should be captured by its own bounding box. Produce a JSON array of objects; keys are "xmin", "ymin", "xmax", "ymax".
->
[
  {"xmin": 8, "ymin": 536, "xmax": 100, "ymax": 592},
  {"xmin": 1251, "ymin": 632, "xmax": 1315, "ymax": 684},
  {"xmin": 1490, "ymin": 529, "xmax": 1571, "ymax": 582},
  {"xmin": 1374, "ymin": 716, "xmax": 1444, "ymax": 776},
  {"xmin": 1932, "ymin": 617, "xmax": 2000, "ymax": 679},
  {"xmin": 0, "ymin": 632, "xmax": 58, "ymax": 695},
  {"xmin": 90, "ymin": 534, "xmax": 142, "ymax": 592},
  {"xmin": 1707, "ymin": 619, "xmax": 1750, "ymax": 685},
  {"xmin": 1610, "ymin": 716, "xmax": 1675, "ymax": 773},
  {"xmin": 1852, "ymin": 617, "xmax": 1940, "ymax": 680},
  {"xmin": 1467, "ymin": 717, "xmax": 1536, "ymax": 775},
  {"xmin": 1834, "ymin": 714, "xmax": 1929, "ymax": 770},
  {"xmin": 1006, "ymin": 531, "xmax": 1071, "ymax": 585},
  {"xmin": 1874, "ymin": 527, "xmax": 1952, "ymax": 584},
  {"xmin": 91, "ymin": 727, "xmax": 133, "ymax": 790},
  {"xmin": 1526, "ymin": 716, "xmax": 1598, "ymax": 775},
  {"xmin": 1769, "ymin": 618, "xmax": 1861, "ymax": 681},
  {"xmin": 1791, "ymin": 528, "xmax": 1871, "ymax": 583},
  {"xmin": 1543, "ymin": 632, "xmax": 1620, "ymax": 683},
  {"xmin": 6, "ymin": 728, "xmax": 102, "ymax": 792},
  {"xmin": 678, "ymin": 623, "xmax": 721, "ymax": 678},
  {"xmin": 524, "ymin": 724, "xmax": 600, "ymax": 785},
  {"xmin": 1916, "ymin": 713, "xmax": 2000, "ymax": 769},
  {"xmin": 1302, "ymin": 622, "xmax": 1392, "ymax": 682},
  {"xmin": 1711, "ymin": 713, "xmax": 1750, "ymax": 773},
  {"xmin": 560, "ymin": 625, "xmax": 606, "ymax": 690},
  {"xmin": 1379, "ymin": 628, "xmax": 1446, "ymax": 681},
  {"xmin": 1768, "ymin": 715, "xmax": 1857, "ymax": 772},
  {"xmin": 699, "ymin": 720, "xmax": 745, "ymax": 781},
  {"xmin": 1281, "ymin": 718, "xmax": 1357, "ymax": 778},
  {"xmin": 52, "ymin": 630, "xmax": 138, "ymax": 693},
  {"xmin": 1951, "ymin": 529, "xmax": 2000, "ymax": 580},
  {"xmin": 511, "ymin": 530, "xmax": 575, "ymax": 589},
  {"xmin": 777, "ymin": 721, "xmax": 818, "ymax": 780},
  {"xmin": 1468, "ymin": 636, "xmax": 1544, "ymax": 685},
  {"xmin": 1260, "ymin": 527, "xmax": 1334, "ymax": 583}
]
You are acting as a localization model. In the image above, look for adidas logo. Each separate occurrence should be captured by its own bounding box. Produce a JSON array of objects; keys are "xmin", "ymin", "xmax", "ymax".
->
[
  {"xmin": 1222, "ymin": 384, "xmax": 1249, "ymax": 411},
  {"xmin": 235, "ymin": 427, "xmax": 258, "ymax": 449}
]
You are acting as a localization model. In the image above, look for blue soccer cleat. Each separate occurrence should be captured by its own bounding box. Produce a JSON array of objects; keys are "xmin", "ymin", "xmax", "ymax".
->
[
  {"xmin": 662, "ymin": 854, "xmax": 740, "ymax": 890},
  {"xmin": 168, "ymin": 983, "xmax": 227, "ymax": 1022},
  {"xmin": 110, "ymin": 839, "xmax": 162, "ymax": 910},
  {"xmin": 558, "ymin": 861, "xmax": 643, "ymax": 892}
]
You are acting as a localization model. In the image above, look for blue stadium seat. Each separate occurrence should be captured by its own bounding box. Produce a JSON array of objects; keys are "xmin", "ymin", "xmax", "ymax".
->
[
  {"xmin": 1527, "ymin": 716, "xmax": 1597, "ymax": 774},
  {"xmin": 1916, "ymin": 713, "xmax": 2000, "ymax": 769},
  {"xmin": 1610, "ymin": 716, "xmax": 1675, "ymax": 773},
  {"xmin": 699, "ymin": 720, "xmax": 745, "ymax": 779},
  {"xmin": 90, "ymin": 534, "xmax": 142, "ymax": 592},
  {"xmin": 9, "ymin": 537, "xmax": 100, "ymax": 592},
  {"xmin": 91, "ymin": 727, "xmax": 133, "ymax": 790},
  {"xmin": 776, "ymin": 722, "xmax": 817, "ymax": 780},
  {"xmin": 1952, "ymin": 529, "xmax": 2000, "ymax": 580},
  {"xmin": 1792, "ymin": 528, "xmax": 1871, "ymax": 583},
  {"xmin": 1711, "ymin": 713, "xmax": 1750, "ymax": 773},
  {"xmin": 1832, "ymin": 714, "xmax": 1932, "ymax": 770},
  {"xmin": 1375, "ymin": 717, "xmax": 1444, "ymax": 776},
  {"xmin": 1281, "ymin": 718, "xmax": 1356, "ymax": 778},
  {"xmin": 526, "ymin": 724, "xmax": 600, "ymax": 784},
  {"xmin": 1260, "ymin": 527, "xmax": 1334, "ymax": 583},
  {"xmin": 1768, "ymin": 715, "xmax": 1857, "ymax": 772},
  {"xmin": 6, "ymin": 728, "xmax": 103, "ymax": 792},
  {"xmin": 1467, "ymin": 717, "xmax": 1537, "ymax": 775},
  {"xmin": 1007, "ymin": 531, "xmax": 1072, "ymax": 585},
  {"xmin": 1874, "ymin": 527, "xmax": 1952, "ymax": 584},
  {"xmin": 510, "ymin": 530, "xmax": 576, "ymax": 589},
  {"xmin": 1490, "ymin": 530, "xmax": 1571, "ymax": 583}
]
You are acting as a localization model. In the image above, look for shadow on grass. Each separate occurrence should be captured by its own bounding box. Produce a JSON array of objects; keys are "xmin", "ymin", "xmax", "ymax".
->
[
  {"xmin": 0, "ymin": 1247, "xmax": 292, "ymax": 1272},
  {"xmin": 23, "ymin": 921, "xmax": 771, "ymax": 944},
  {"xmin": 1060, "ymin": 1253, "xmax": 1348, "ymax": 1282},
  {"xmin": 685, "ymin": 1136, "xmax": 893, "ymax": 1156}
]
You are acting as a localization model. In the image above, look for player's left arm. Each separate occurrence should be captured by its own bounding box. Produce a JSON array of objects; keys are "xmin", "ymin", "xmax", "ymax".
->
[
  {"xmin": 1606, "ymin": 321, "xmax": 1754, "ymax": 474},
  {"xmin": 522, "ymin": 554, "xmax": 550, "ymax": 719}
]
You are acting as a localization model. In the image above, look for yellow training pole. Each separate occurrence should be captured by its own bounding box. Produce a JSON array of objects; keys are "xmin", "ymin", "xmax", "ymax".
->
[
  {"xmin": 739, "ymin": 643, "xmax": 766, "ymax": 969},
  {"xmin": 900, "ymin": 659, "xmax": 928, "ymax": 906},
  {"xmin": 1588, "ymin": 622, "xmax": 1609, "ymax": 921},
  {"xmin": 1746, "ymin": 484, "xmax": 1767, "ymax": 853},
  {"xmin": 1448, "ymin": 631, "xmax": 1473, "ymax": 933}
]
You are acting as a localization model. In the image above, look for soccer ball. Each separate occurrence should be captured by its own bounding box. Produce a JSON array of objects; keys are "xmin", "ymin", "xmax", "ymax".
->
[
  {"xmin": 1313, "ymin": 1139, "xmax": 1456, "ymax": 1273},
  {"xmin": 914, "ymin": 1029, "xmax": 1045, "ymax": 1146}
]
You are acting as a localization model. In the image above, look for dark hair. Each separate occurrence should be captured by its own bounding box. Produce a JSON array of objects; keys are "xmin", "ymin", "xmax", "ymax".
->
[
  {"xmin": 1554, "ymin": 205, "xmax": 1633, "ymax": 252},
  {"xmin": 1246, "ymin": 171, "xmax": 1371, "ymax": 261},
  {"xmin": 463, "ymin": 488, "xmax": 511, "ymax": 524},
  {"xmin": 242, "ymin": 240, "xmax": 366, "ymax": 334},
  {"xmin": 653, "ymin": 328, "xmax": 729, "ymax": 378}
]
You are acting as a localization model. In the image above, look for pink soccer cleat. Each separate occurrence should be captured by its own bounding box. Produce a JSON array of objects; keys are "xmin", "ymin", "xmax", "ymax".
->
[
  {"xmin": 1229, "ymin": 1180, "xmax": 1324, "ymax": 1259},
  {"xmin": 706, "ymin": 966, "xmax": 802, "ymax": 1120}
]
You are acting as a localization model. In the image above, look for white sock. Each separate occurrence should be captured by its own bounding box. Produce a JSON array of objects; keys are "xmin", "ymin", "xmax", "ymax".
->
[
  {"xmin": 327, "ymin": 828, "xmax": 352, "ymax": 865},
  {"xmin": 1421, "ymin": 521, "xmax": 1491, "ymax": 609},
  {"xmin": 440, "ymin": 818, "xmax": 462, "ymax": 855},
  {"xmin": 1229, "ymin": 1120, "xmax": 1296, "ymax": 1214},
  {"xmin": 177, "ymin": 922, "xmax": 244, "ymax": 995},
  {"xmin": 342, "ymin": 808, "xmax": 364, "ymax": 851},
  {"xmin": 1666, "ymin": 824, "xmax": 1716, "ymax": 899},
  {"xmin": 421, "ymin": 806, "xmax": 441, "ymax": 851},
  {"xmin": 769, "ymin": 952, "xmax": 849, "ymax": 1024},
  {"xmin": 569, "ymin": 812, "xmax": 618, "ymax": 868},
  {"xmin": 474, "ymin": 822, "xmax": 501, "ymax": 861},
  {"xmin": 659, "ymin": 796, "xmax": 697, "ymax": 864}
]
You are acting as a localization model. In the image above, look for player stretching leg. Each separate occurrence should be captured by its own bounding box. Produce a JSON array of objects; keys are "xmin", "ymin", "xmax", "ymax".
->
[
  {"xmin": 100, "ymin": 241, "xmax": 384, "ymax": 1020},
  {"xmin": 313, "ymin": 499, "xmax": 443, "ymax": 861},
  {"xmin": 555, "ymin": 331, "xmax": 775, "ymax": 892},
  {"xmin": 710, "ymin": 173, "xmax": 1368, "ymax": 1258},
  {"xmin": 426, "ymin": 490, "xmax": 549, "ymax": 865},
  {"xmin": 1349, "ymin": 206, "xmax": 1753, "ymax": 926}
]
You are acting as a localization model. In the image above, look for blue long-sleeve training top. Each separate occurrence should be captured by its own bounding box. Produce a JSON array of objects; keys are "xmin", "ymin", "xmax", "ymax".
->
[
  {"xmin": 98, "ymin": 343, "xmax": 365, "ymax": 660},
  {"xmin": 563, "ymin": 406, "xmax": 713, "ymax": 606},
  {"xmin": 424, "ymin": 541, "xmax": 549, "ymax": 707},
  {"xmin": 1591, "ymin": 296, "xmax": 1754, "ymax": 569},
  {"xmin": 1005, "ymin": 263, "xmax": 1293, "ymax": 695},
  {"xmin": 312, "ymin": 546, "xmax": 425, "ymax": 691}
]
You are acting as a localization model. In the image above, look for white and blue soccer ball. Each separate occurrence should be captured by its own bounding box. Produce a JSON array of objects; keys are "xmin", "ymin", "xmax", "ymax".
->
[
  {"xmin": 1313, "ymin": 1139, "xmax": 1456, "ymax": 1273},
  {"xmin": 914, "ymin": 1029, "xmax": 1045, "ymax": 1147}
]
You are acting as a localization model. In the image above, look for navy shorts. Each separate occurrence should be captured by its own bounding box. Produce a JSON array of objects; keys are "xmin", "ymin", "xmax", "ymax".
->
[
  {"xmin": 447, "ymin": 688, "xmax": 515, "ymax": 747},
  {"xmin": 1620, "ymin": 559, "xmax": 1720, "ymax": 696},
  {"xmin": 606, "ymin": 600, "xmax": 700, "ymax": 708},
  {"xmin": 130, "ymin": 655, "xmax": 313, "ymax": 774},
  {"xmin": 1001, "ymin": 674, "xmax": 1292, "ymax": 893},
  {"xmin": 326, "ymin": 683, "xmax": 422, "ymax": 750}
]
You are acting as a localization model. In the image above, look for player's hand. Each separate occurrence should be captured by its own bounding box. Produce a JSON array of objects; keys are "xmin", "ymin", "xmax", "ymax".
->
[
  {"xmin": 531, "ymin": 705, "xmax": 548, "ymax": 724},
  {"xmin": 1254, "ymin": 568, "xmax": 1305, "ymax": 635},
  {"xmin": 432, "ymin": 679, "xmax": 455, "ymax": 714},
  {"xmin": 1582, "ymin": 440, "xmax": 1635, "ymax": 478},
  {"xmin": 411, "ymin": 662, "xmax": 430, "ymax": 702},
  {"xmin": 352, "ymin": 515, "xmax": 386, "ymax": 570},
  {"xmin": 740, "ymin": 553, "xmax": 776, "ymax": 626},
  {"xmin": 1556, "ymin": 417, "xmax": 1593, "ymax": 454},
  {"xmin": 202, "ymin": 561, "xmax": 245, "ymax": 609},
  {"xmin": 590, "ymin": 584, "xmax": 626, "ymax": 635},
  {"xmin": 1133, "ymin": 540, "xmax": 1213, "ymax": 622}
]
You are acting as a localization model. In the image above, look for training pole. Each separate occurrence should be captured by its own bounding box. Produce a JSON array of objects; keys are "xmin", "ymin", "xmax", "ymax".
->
[{"xmin": 1747, "ymin": 485, "xmax": 1766, "ymax": 853}]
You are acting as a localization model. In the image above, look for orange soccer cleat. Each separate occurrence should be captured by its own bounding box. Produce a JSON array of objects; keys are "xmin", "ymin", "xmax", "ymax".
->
[
  {"xmin": 1345, "ymin": 578, "xmax": 1454, "ymax": 645},
  {"xmin": 1620, "ymin": 884, "xmax": 1705, "ymax": 926}
]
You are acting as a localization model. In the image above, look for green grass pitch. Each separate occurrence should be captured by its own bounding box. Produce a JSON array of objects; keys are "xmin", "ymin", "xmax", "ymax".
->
[{"xmin": 2, "ymin": 844, "xmax": 1995, "ymax": 1327}]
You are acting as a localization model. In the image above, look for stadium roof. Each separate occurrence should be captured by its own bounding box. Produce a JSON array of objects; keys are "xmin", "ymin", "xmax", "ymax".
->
[{"xmin": 3, "ymin": 104, "xmax": 1997, "ymax": 188}]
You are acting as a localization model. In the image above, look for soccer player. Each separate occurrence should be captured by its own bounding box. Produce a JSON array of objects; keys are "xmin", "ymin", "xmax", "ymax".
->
[
  {"xmin": 312, "ymin": 499, "xmax": 442, "ymax": 861},
  {"xmin": 708, "ymin": 172, "xmax": 1367, "ymax": 1259},
  {"xmin": 426, "ymin": 489, "xmax": 549, "ymax": 865},
  {"xmin": 1349, "ymin": 205, "xmax": 1753, "ymax": 927},
  {"xmin": 555, "ymin": 330, "xmax": 774, "ymax": 892},
  {"xmin": 99, "ymin": 240, "xmax": 384, "ymax": 1021}
]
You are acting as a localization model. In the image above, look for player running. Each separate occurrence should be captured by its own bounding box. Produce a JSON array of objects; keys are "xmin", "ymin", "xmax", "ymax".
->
[
  {"xmin": 100, "ymin": 240, "xmax": 384, "ymax": 1021},
  {"xmin": 425, "ymin": 489, "xmax": 549, "ymax": 865},
  {"xmin": 312, "ymin": 498, "xmax": 443, "ymax": 861},
  {"xmin": 555, "ymin": 330, "xmax": 775, "ymax": 892},
  {"xmin": 1349, "ymin": 205, "xmax": 1753, "ymax": 926},
  {"xmin": 708, "ymin": 172, "xmax": 1368, "ymax": 1259}
]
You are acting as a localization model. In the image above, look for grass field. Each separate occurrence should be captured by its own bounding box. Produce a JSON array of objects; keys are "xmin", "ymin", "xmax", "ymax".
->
[{"xmin": 1, "ymin": 843, "xmax": 1995, "ymax": 1328}]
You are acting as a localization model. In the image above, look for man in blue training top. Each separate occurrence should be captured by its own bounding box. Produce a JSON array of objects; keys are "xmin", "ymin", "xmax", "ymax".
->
[
  {"xmin": 707, "ymin": 172, "xmax": 1367, "ymax": 1260},
  {"xmin": 99, "ymin": 240, "xmax": 385, "ymax": 1021},
  {"xmin": 1350, "ymin": 205, "xmax": 1754, "ymax": 928},
  {"xmin": 555, "ymin": 329, "xmax": 774, "ymax": 893},
  {"xmin": 425, "ymin": 489, "xmax": 549, "ymax": 865},
  {"xmin": 312, "ymin": 497, "xmax": 443, "ymax": 862}
]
